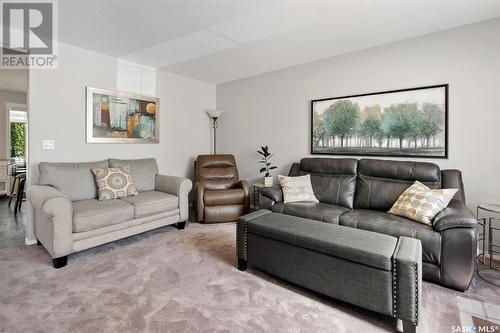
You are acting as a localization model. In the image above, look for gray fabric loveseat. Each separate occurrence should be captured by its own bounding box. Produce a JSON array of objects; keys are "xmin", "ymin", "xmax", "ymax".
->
[
  {"xmin": 27, "ymin": 158, "xmax": 192, "ymax": 268},
  {"xmin": 259, "ymin": 158, "xmax": 478, "ymax": 291}
]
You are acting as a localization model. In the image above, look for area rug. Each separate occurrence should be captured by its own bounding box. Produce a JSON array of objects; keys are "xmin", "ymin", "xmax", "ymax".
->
[{"xmin": 0, "ymin": 222, "xmax": 499, "ymax": 333}]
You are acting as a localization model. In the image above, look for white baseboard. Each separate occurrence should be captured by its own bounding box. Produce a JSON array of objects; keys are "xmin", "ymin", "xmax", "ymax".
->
[
  {"xmin": 25, "ymin": 238, "xmax": 37, "ymax": 245},
  {"xmin": 478, "ymin": 251, "xmax": 500, "ymax": 262}
]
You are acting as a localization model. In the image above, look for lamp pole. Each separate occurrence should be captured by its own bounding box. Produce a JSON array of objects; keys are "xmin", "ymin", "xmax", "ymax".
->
[
  {"xmin": 206, "ymin": 109, "xmax": 223, "ymax": 155},
  {"xmin": 212, "ymin": 116, "xmax": 219, "ymax": 154}
]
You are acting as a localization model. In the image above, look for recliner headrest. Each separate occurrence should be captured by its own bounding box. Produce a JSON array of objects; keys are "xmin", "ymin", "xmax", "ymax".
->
[{"xmin": 197, "ymin": 154, "xmax": 236, "ymax": 168}]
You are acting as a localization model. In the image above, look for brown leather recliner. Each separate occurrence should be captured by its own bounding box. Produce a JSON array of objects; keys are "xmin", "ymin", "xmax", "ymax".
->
[{"xmin": 195, "ymin": 154, "xmax": 250, "ymax": 223}]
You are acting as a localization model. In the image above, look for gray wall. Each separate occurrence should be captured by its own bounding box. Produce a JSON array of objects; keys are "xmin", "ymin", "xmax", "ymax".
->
[
  {"xmin": 0, "ymin": 90, "xmax": 27, "ymax": 159},
  {"xmin": 29, "ymin": 42, "xmax": 215, "ymax": 181},
  {"xmin": 27, "ymin": 41, "xmax": 216, "ymax": 241},
  {"xmin": 217, "ymin": 18, "xmax": 500, "ymax": 210}
]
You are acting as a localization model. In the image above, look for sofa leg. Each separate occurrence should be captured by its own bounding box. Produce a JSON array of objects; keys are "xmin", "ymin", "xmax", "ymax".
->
[
  {"xmin": 176, "ymin": 221, "xmax": 186, "ymax": 230},
  {"xmin": 402, "ymin": 320, "xmax": 417, "ymax": 333},
  {"xmin": 238, "ymin": 258, "xmax": 247, "ymax": 271},
  {"xmin": 52, "ymin": 256, "xmax": 68, "ymax": 269}
]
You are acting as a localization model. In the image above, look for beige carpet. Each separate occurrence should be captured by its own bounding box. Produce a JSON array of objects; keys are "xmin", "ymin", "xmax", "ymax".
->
[{"xmin": 1, "ymin": 222, "xmax": 499, "ymax": 333}]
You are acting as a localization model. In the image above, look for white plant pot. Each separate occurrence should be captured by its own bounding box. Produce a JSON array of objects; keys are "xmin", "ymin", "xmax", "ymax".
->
[{"xmin": 264, "ymin": 176, "xmax": 273, "ymax": 187}]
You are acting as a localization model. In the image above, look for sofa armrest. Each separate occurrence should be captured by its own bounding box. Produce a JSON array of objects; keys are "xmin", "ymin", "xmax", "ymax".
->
[
  {"xmin": 155, "ymin": 174, "xmax": 193, "ymax": 222},
  {"xmin": 26, "ymin": 185, "xmax": 73, "ymax": 258},
  {"xmin": 432, "ymin": 200, "xmax": 478, "ymax": 232},
  {"xmin": 260, "ymin": 185, "xmax": 283, "ymax": 203},
  {"xmin": 28, "ymin": 185, "xmax": 70, "ymax": 211}
]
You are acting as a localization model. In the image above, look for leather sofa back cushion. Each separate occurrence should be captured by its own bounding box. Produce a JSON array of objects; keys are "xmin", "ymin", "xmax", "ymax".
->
[
  {"xmin": 196, "ymin": 154, "xmax": 239, "ymax": 190},
  {"xmin": 290, "ymin": 158, "xmax": 357, "ymax": 209},
  {"xmin": 355, "ymin": 159, "xmax": 441, "ymax": 211},
  {"xmin": 299, "ymin": 158, "xmax": 358, "ymax": 175},
  {"xmin": 109, "ymin": 158, "xmax": 159, "ymax": 192},
  {"xmin": 39, "ymin": 160, "xmax": 109, "ymax": 201}
]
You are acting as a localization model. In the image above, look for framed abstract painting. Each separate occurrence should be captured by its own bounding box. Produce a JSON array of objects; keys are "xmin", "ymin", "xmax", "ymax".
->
[
  {"xmin": 86, "ymin": 87, "xmax": 159, "ymax": 143},
  {"xmin": 311, "ymin": 84, "xmax": 448, "ymax": 158}
]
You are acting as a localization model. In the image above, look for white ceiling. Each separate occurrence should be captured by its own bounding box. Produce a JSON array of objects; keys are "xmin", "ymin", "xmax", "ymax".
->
[
  {"xmin": 59, "ymin": 1, "xmax": 500, "ymax": 84},
  {"xmin": 0, "ymin": 68, "xmax": 28, "ymax": 92}
]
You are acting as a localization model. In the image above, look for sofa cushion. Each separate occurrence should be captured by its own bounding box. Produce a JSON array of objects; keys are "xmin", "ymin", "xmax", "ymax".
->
[
  {"xmin": 339, "ymin": 209, "xmax": 441, "ymax": 265},
  {"xmin": 271, "ymin": 202, "xmax": 348, "ymax": 224},
  {"xmin": 109, "ymin": 158, "xmax": 158, "ymax": 192},
  {"xmin": 39, "ymin": 160, "xmax": 109, "ymax": 201},
  {"xmin": 204, "ymin": 189, "xmax": 245, "ymax": 206},
  {"xmin": 73, "ymin": 199, "xmax": 134, "ymax": 232},
  {"xmin": 121, "ymin": 191, "xmax": 178, "ymax": 218},
  {"xmin": 290, "ymin": 158, "xmax": 358, "ymax": 209},
  {"xmin": 354, "ymin": 159, "xmax": 441, "ymax": 211},
  {"xmin": 247, "ymin": 212, "xmax": 398, "ymax": 271}
]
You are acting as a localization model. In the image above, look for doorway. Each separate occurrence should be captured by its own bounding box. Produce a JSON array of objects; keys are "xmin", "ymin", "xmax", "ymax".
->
[
  {"xmin": 7, "ymin": 104, "xmax": 27, "ymax": 162},
  {"xmin": 0, "ymin": 67, "xmax": 28, "ymax": 248}
]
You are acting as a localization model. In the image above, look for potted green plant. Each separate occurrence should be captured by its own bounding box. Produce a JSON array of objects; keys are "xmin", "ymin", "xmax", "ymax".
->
[{"xmin": 258, "ymin": 146, "xmax": 277, "ymax": 187}]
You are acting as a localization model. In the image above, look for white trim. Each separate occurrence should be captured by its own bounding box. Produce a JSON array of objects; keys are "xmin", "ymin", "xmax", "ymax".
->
[
  {"xmin": 479, "ymin": 251, "xmax": 500, "ymax": 262},
  {"xmin": 25, "ymin": 238, "xmax": 37, "ymax": 246}
]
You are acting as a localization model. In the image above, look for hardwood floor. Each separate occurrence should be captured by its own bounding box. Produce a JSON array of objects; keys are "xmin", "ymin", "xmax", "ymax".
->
[{"xmin": 0, "ymin": 196, "xmax": 26, "ymax": 248}]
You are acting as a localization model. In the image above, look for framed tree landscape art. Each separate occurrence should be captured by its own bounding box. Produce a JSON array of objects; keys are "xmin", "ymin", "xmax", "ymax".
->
[
  {"xmin": 311, "ymin": 84, "xmax": 448, "ymax": 158},
  {"xmin": 86, "ymin": 87, "xmax": 159, "ymax": 143}
]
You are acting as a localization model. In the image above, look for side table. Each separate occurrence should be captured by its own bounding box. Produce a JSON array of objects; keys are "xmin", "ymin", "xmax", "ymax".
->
[
  {"xmin": 477, "ymin": 204, "xmax": 500, "ymax": 271},
  {"xmin": 252, "ymin": 183, "xmax": 267, "ymax": 211}
]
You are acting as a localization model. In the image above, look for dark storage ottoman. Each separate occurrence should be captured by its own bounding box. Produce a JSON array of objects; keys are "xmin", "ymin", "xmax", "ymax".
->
[{"xmin": 237, "ymin": 210, "xmax": 422, "ymax": 333}]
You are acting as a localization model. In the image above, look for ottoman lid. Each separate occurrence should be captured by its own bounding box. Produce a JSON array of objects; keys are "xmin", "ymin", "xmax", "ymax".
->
[{"xmin": 247, "ymin": 212, "xmax": 398, "ymax": 271}]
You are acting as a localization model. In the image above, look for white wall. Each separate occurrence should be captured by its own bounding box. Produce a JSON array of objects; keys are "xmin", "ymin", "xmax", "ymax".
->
[
  {"xmin": 217, "ymin": 18, "xmax": 500, "ymax": 210},
  {"xmin": 27, "ymin": 41, "xmax": 215, "ymax": 241},
  {"xmin": 0, "ymin": 90, "xmax": 27, "ymax": 159}
]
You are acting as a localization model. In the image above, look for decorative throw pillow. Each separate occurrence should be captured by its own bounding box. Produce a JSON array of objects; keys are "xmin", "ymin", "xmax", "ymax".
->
[
  {"xmin": 388, "ymin": 181, "xmax": 457, "ymax": 225},
  {"xmin": 278, "ymin": 174, "xmax": 319, "ymax": 203},
  {"xmin": 92, "ymin": 166, "xmax": 138, "ymax": 201}
]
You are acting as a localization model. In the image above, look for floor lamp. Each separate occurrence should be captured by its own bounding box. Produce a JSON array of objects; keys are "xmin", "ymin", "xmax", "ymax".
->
[{"xmin": 206, "ymin": 109, "xmax": 223, "ymax": 154}]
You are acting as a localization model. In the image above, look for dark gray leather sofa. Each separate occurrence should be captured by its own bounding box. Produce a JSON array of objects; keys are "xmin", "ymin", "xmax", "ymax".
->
[{"xmin": 259, "ymin": 158, "xmax": 478, "ymax": 291}]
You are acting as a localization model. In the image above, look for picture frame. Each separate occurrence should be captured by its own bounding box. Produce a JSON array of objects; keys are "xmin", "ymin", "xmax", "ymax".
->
[
  {"xmin": 311, "ymin": 84, "xmax": 448, "ymax": 158},
  {"xmin": 86, "ymin": 87, "xmax": 160, "ymax": 144}
]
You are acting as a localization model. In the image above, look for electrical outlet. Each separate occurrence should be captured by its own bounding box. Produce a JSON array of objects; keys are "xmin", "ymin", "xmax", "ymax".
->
[{"xmin": 42, "ymin": 140, "xmax": 55, "ymax": 150}]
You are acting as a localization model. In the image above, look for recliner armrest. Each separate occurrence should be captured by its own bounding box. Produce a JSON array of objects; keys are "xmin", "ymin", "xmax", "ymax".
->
[
  {"xmin": 237, "ymin": 180, "xmax": 250, "ymax": 195},
  {"xmin": 260, "ymin": 185, "xmax": 283, "ymax": 203},
  {"xmin": 195, "ymin": 181, "xmax": 205, "ymax": 222},
  {"xmin": 238, "ymin": 180, "xmax": 251, "ymax": 214},
  {"xmin": 432, "ymin": 200, "xmax": 478, "ymax": 232}
]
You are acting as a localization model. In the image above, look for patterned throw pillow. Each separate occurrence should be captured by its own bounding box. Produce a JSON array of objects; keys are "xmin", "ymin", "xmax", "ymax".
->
[
  {"xmin": 278, "ymin": 174, "xmax": 319, "ymax": 203},
  {"xmin": 92, "ymin": 166, "xmax": 138, "ymax": 201},
  {"xmin": 388, "ymin": 181, "xmax": 457, "ymax": 226}
]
